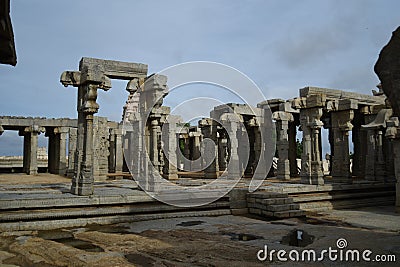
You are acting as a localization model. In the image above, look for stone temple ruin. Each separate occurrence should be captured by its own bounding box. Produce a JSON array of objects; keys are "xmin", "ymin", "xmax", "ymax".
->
[{"xmin": 1, "ymin": 28, "xmax": 400, "ymax": 232}]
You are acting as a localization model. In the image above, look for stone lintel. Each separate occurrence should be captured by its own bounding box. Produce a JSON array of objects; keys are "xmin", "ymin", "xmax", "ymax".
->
[
  {"xmin": 199, "ymin": 118, "xmax": 219, "ymax": 127},
  {"xmin": 306, "ymin": 94, "xmax": 326, "ymax": 108},
  {"xmin": 214, "ymin": 103, "xmax": 262, "ymax": 117},
  {"xmin": 300, "ymin": 86, "xmax": 385, "ymax": 106},
  {"xmin": 80, "ymin": 57, "xmax": 148, "ymax": 80},
  {"xmin": 0, "ymin": 117, "xmax": 77, "ymax": 129},
  {"xmin": 338, "ymin": 99, "xmax": 358, "ymax": 111}
]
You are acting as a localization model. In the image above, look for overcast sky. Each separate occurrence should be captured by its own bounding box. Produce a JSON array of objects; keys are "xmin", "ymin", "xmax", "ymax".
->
[{"xmin": 0, "ymin": 0, "xmax": 399, "ymax": 155}]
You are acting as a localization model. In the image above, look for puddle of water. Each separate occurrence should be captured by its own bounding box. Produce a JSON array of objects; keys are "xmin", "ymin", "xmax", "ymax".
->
[
  {"xmin": 281, "ymin": 229, "xmax": 314, "ymax": 247},
  {"xmin": 86, "ymin": 224, "xmax": 131, "ymax": 234},
  {"xmin": 37, "ymin": 230, "xmax": 104, "ymax": 252},
  {"xmin": 125, "ymin": 253, "xmax": 155, "ymax": 266},
  {"xmin": 223, "ymin": 232, "xmax": 263, "ymax": 241},
  {"xmin": 176, "ymin": 220, "xmax": 205, "ymax": 227}
]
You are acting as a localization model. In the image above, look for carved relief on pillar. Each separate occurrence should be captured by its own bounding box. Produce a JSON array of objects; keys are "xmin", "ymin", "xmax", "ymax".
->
[
  {"xmin": 363, "ymin": 109, "xmax": 393, "ymax": 181},
  {"xmin": 330, "ymin": 108, "xmax": 354, "ymax": 183},
  {"xmin": 273, "ymin": 111, "xmax": 294, "ymax": 180},
  {"xmin": 297, "ymin": 94, "xmax": 325, "ymax": 185},
  {"xmin": 220, "ymin": 113, "xmax": 241, "ymax": 179}
]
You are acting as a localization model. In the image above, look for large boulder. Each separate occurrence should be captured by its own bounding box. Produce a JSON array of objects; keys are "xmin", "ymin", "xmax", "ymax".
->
[{"xmin": 375, "ymin": 26, "xmax": 400, "ymax": 116}]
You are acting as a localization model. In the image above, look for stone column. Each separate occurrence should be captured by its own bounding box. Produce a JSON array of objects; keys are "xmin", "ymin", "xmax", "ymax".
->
[
  {"xmin": 375, "ymin": 130, "xmax": 386, "ymax": 181},
  {"xmin": 364, "ymin": 129, "xmax": 377, "ymax": 180},
  {"xmin": 189, "ymin": 132, "xmax": 202, "ymax": 171},
  {"xmin": 288, "ymin": 121, "xmax": 298, "ymax": 177},
  {"xmin": 67, "ymin": 127, "xmax": 77, "ymax": 178},
  {"xmin": 150, "ymin": 119, "xmax": 161, "ymax": 173},
  {"xmin": 330, "ymin": 105, "xmax": 355, "ymax": 183},
  {"xmin": 299, "ymin": 95, "xmax": 325, "ymax": 185},
  {"xmin": 22, "ymin": 125, "xmax": 42, "ymax": 175},
  {"xmin": 200, "ymin": 118, "xmax": 219, "ymax": 178},
  {"xmin": 384, "ymin": 134, "xmax": 395, "ymax": 181},
  {"xmin": 273, "ymin": 111, "xmax": 293, "ymax": 180},
  {"xmin": 221, "ymin": 114, "xmax": 240, "ymax": 179},
  {"xmin": 218, "ymin": 135, "xmax": 228, "ymax": 171},
  {"xmin": 351, "ymin": 110, "xmax": 367, "ymax": 178},
  {"xmin": 182, "ymin": 135, "xmax": 190, "ymax": 170},
  {"xmin": 386, "ymin": 117, "xmax": 400, "ymax": 212},
  {"xmin": 71, "ymin": 83, "xmax": 100, "ymax": 196},
  {"xmin": 162, "ymin": 116, "xmax": 179, "ymax": 180},
  {"xmin": 55, "ymin": 127, "xmax": 68, "ymax": 176},
  {"xmin": 114, "ymin": 127, "xmax": 123, "ymax": 174}
]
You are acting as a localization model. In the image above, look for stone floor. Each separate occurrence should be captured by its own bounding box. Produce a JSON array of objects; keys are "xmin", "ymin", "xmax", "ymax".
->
[
  {"xmin": 0, "ymin": 211, "xmax": 399, "ymax": 266},
  {"xmin": 0, "ymin": 173, "xmax": 71, "ymax": 185},
  {"xmin": 0, "ymin": 173, "xmax": 399, "ymax": 266}
]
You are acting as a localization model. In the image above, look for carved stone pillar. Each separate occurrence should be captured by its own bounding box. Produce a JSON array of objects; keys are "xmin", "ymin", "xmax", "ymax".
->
[
  {"xmin": 218, "ymin": 135, "xmax": 228, "ymax": 171},
  {"xmin": 221, "ymin": 114, "xmax": 240, "ymax": 179},
  {"xmin": 182, "ymin": 135, "xmax": 190, "ymax": 170},
  {"xmin": 299, "ymin": 95, "xmax": 325, "ymax": 185},
  {"xmin": 189, "ymin": 132, "xmax": 202, "ymax": 171},
  {"xmin": 21, "ymin": 125, "xmax": 43, "ymax": 175},
  {"xmin": 71, "ymin": 83, "xmax": 100, "ymax": 195},
  {"xmin": 114, "ymin": 127, "xmax": 123, "ymax": 174},
  {"xmin": 66, "ymin": 127, "xmax": 77, "ymax": 178},
  {"xmin": 200, "ymin": 118, "xmax": 219, "ymax": 178},
  {"xmin": 363, "ymin": 109, "xmax": 392, "ymax": 181},
  {"xmin": 386, "ymin": 117, "xmax": 400, "ymax": 212},
  {"xmin": 273, "ymin": 111, "xmax": 294, "ymax": 180},
  {"xmin": 150, "ymin": 119, "xmax": 160, "ymax": 172},
  {"xmin": 162, "ymin": 116, "xmax": 179, "ymax": 180},
  {"xmin": 56, "ymin": 127, "xmax": 68, "ymax": 176},
  {"xmin": 352, "ymin": 110, "xmax": 367, "ymax": 178},
  {"xmin": 288, "ymin": 121, "xmax": 298, "ymax": 177},
  {"xmin": 330, "ymin": 106, "xmax": 354, "ymax": 183}
]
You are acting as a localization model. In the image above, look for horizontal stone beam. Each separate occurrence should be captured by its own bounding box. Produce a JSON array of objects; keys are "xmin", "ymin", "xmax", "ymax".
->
[
  {"xmin": 0, "ymin": 116, "xmax": 77, "ymax": 129},
  {"xmin": 80, "ymin": 57, "xmax": 148, "ymax": 80},
  {"xmin": 300, "ymin": 86, "xmax": 385, "ymax": 105}
]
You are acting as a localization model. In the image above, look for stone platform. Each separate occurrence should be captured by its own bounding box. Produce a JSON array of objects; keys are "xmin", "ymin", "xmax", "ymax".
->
[
  {"xmin": 0, "ymin": 177, "xmax": 230, "ymax": 231},
  {"xmin": 0, "ymin": 173, "xmax": 396, "ymax": 231}
]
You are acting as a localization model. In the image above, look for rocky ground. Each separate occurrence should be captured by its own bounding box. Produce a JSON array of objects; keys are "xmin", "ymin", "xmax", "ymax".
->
[{"xmin": 0, "ymin": 209, "xmax": 399, "ymax": 267}]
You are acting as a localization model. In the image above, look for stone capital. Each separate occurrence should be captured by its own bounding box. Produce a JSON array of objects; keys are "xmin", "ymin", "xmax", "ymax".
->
[
  {"xmin": 82, "ymin": 84, "xmax": 100, "ymax": 114},
  {"xmin": 0, "ymin": 125, "xmax": 4, "ymax": 136},
  {"xmin": 24, "ymin": 125, "xmax": 45, "ymax": 134},
  {"xmin": 331, "ymin": 110, "xmax": 354, "ymax": 132},
  {"xmin": 300, "ymin": 107, "xmax": 324, "ymax": 129},
  {"xmin": 272, "ymin": 111, "xmax": 294, "ymax": 122}
]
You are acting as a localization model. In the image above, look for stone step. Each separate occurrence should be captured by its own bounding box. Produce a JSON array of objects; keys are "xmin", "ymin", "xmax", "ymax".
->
[
  {"xmin": 290, "ymin": 190, "xmax": 395, "ymax": 203},
  {"xmin": 257, "ymin": 197, "xmax": 294, "ymax": 205},
  {"xmin": 0, "ymin": 209, "xmax": 231, "ymax": 232},
  {"xmin": 264, "ymin": 203, "xmax": 300, "ymax": 212},
  {"xmin": 0, "ymin": 201, "xmax": 230, "ymax": 222},
  {"xmin": 299, "ymin": 196, "xmax": 395, "ymax": 211},
  {"xmin": 247, "ymin": 191, "xmax": 288, "ymax": 199},
  {"xmin": 271, "ymin": 209, "xmax": 306, "ymax": 218}
]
